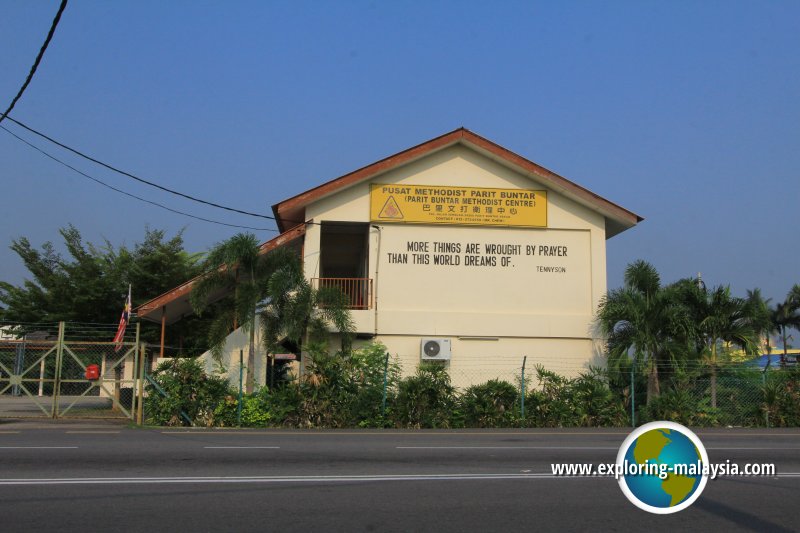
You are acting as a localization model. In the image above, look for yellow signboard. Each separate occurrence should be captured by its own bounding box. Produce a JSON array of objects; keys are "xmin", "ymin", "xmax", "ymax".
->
[{"xmin": 370, "ymin": 184, "xmax": 547, "ymax": 228}]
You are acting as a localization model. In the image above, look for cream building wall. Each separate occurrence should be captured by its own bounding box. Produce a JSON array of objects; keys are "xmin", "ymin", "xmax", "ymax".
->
[
  {"xmin": 303, "ymin": 144, "xmax": 609, "ymax": 387},
  {"xmin": 197, "ymin": 320, "xmax": 270, "ymax": 388}
]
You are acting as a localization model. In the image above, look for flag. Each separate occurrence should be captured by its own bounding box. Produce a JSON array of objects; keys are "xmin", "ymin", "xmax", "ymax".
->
[{"xmin": 113, "ymin": 285, "xmax": 132, "ymax": 352}]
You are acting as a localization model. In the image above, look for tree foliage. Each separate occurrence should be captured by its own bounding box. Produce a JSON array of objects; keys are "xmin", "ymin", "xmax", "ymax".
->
[
  {"xmin": 190, "ymin": 233, "xmax": 354, "ymax": 393},
  {"xmin": 772, "ymin": 285, "xmax": 800, "ymax": 366},
  {"xmin": 191, "ymin": 233, "xmax": 265, "ymax": 392},
  {"xmin": 597, "ymin": 259, "xmax": 796, "ymax": 418},
  {"xmin": 674, "ymin": 279, "xmax": 760, "ymax": 407},
  {"xmin": 596, "ymin": 260, "xmax": 695, "ymax": 403},
  {"xmin": 259, "ymin": 247, "xmax": 355, "ymax": 357},
  {"xmin": 0, "ymin": 225, "xmax": 208, "ymax": 353}
]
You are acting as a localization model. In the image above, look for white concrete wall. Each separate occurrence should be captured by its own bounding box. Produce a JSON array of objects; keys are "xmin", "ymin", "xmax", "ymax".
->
[{"xmin": 197, "ymin": 318, "xmax": 270, "ymax": 389}]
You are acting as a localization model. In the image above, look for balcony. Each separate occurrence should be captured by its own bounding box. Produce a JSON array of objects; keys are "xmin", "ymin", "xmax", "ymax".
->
[{"xmin": 312, "ymin": 278, "xmax": 373, "ymax": 310}]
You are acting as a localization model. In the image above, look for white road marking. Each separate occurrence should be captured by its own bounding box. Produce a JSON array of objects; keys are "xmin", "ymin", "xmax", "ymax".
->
[
  {"xmin": 0, "ymin": 473, "xmax": 599, "ymax": 485},
  {"xmin": 397, "ymin": 446, "xmax": 618, "ymax": 450},
  {"xmin": 203, "ymin": 446, "xmax": 281, "ymax": 450},
  {"xmin": 0, "ymin": 473, "xmax": 798, "ymax": 486},
  {"xmin": 0, "ymin": 446, "xmax": 78, "ymax": 449},
  {"xmin": 398, "ymin": 446, "xmax": 800, "ymax": 451},
  {"xmin": 706, "ymin": 447, "xmax": 800, "ymax": 450}
]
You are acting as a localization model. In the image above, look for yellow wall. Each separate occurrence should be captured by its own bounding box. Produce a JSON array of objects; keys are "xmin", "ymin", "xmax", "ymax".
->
[{"xmin": 302, "ymin": 143, "xmax": 609, "ymax": 385}]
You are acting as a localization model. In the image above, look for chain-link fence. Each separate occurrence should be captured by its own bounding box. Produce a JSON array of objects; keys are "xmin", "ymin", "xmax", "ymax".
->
[
  {"xmin": 141, "ymin": 349, "xmax": 800, "ymax": 428},
  {"xmin": 625, "ymin": 360, "xmax": 799, "ymax": 428},
  {"xmin": 0, "ymin": 321, "xmax": 142, "ymax": 420},
  {"xmin": 388, "ymin": 354, "xmax": 799, "ymax": 428}
]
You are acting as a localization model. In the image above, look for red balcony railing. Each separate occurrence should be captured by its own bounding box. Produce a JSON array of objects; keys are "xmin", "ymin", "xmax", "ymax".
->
[{"xmin": 311, "ymin": 278, "xmax": 373, "ymax": 310}]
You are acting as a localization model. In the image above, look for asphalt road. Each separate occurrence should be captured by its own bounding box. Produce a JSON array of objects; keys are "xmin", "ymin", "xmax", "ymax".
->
[{"xmin": 1, "ymin": 419, "xmax": 798, "ymax": 532}]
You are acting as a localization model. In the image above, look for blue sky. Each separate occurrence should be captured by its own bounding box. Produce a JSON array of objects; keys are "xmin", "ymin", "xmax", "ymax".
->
[{"xmin": 1, "ymin": 1, "xmax": 798, "ymax": 309}]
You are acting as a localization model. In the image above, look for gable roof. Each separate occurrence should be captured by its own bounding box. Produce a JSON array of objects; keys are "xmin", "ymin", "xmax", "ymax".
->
[
  {"xmin": 272, "ymin": 127, "xmax": 642, "ymax": 237},
  {"xmin": 137, "ymin": 128, "xmax": 642, "ymax": 327}
]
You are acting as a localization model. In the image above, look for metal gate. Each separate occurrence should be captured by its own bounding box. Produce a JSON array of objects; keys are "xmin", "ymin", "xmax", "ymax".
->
[{"xmin": 0, "ymin": 322, "xmax": 142, "ymax": 420}]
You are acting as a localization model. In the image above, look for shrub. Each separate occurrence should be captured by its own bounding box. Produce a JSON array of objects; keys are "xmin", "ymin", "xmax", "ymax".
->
[
  {"xmin": 295, "ymin": 343, "xmax": 355, "ymax": 427},
  {"xmin": 461, "ymin": 379, "xmax": 519, "ymax": 428},
  {"xmin": 145, "ymin": 358, "xmax": 232, "ymax": 427},
  {"xmin": 346, "ymin": 342, "xmax": 401, "ymax": 427},
  {"xmin": 291, "ymin": 341, "xmax": 400, "ymax": 427},
  {"xmin": 395, "ymin": 363, "xmax": 457, "ymax": 428},
  {"xmin": 762, "ymin": 368, "xmax": 800, "ymax": 427},
  {"xmin": 642, "ymin": 388, "xmax": 719, "ymax": 427},
  {"xmin": 570, "ymin": 368, "xmax": 628, "ymax": 427},
  {"xmin": 525, "ymin": 366, "xmax": 576, "ymax": 427},
  {"xmin": 524, "ymin": 365, "xmax": 626, "ymax": 427}
]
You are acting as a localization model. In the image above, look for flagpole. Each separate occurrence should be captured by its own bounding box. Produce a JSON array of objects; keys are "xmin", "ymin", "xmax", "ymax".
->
[{"xmin": 113, "ymin": 284, "xmax": 132, "ymax": 352}]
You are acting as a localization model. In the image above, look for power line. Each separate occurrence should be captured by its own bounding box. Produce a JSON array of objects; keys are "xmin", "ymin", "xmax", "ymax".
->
[
  {"xmin": 5, "ymin": 115, "xmax": 280, "ymax": 222},
  {"xmin": 4, "ymin": 118, "xmax": 370, "ymax": 234},
  {"xmin": 3, "ymin": 117, "xmax": 355, "ymax": 232},
  {"xmin": 0, "ymin": 124, "xmax": 278, "ymax": 232},
  {"xmin": 0, "ymin": 0, "xmax": 68, "ymax": 125}
]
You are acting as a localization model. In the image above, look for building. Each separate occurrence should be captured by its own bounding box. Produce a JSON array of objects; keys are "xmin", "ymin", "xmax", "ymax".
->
[{"xmin": 136, "ymin": 128, "xmax": 641, "ymax": 387}]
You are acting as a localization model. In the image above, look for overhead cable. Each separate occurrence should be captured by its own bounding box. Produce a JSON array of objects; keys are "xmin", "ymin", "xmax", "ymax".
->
[
  {"xmin": 5, "ymin": 115, "xmax": 279, "ymax": 221},
  {"xmin": 0, "ymin": 0, "xmax": 69, "ymax": 125},
  {"xmin": 0, "ymin": 124, "xmax": 278, "ymax": 232}
]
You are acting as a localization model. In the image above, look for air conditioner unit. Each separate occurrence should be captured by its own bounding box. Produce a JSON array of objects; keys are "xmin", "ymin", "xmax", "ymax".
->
[{"xmin": 420, "ymin": 338, "xmax": 451, "ymax": 360}]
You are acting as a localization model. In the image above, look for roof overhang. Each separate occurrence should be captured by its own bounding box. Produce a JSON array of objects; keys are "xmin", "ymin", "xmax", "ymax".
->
[
  {"xmin": 135, "ymin": 224, "xmax": 306, "ymax": 325},
  {"xmin": 271, "ymin": 127, "xmax": 643, "ymax": 237}
]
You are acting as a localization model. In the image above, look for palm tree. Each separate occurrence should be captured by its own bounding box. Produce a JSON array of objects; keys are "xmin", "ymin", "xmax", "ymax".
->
[
  {"xmin": 773, "ymin": 285, "xmax": 800, "ymax": 367},
  {"xmin": 190, "ymin": 233, "xmax": 263, "ymax": 393},
  {"xmin": 259, "ymin": 248, "xmax": 354, "ymax": 381},
  {"xmin": 190, "ymin": 233, "xmax": 354, "ymax": 393},
  {"xmin": 790, "ymin": 284, "xmax": 800, "ymax": 304},
  {"xmin": 680, "ymin": 281, "xmax": 759, "ymax": 407},
  {"xmin": 597, "ymin": 260, "xmax": 694, "ymax": 404},
  {"xmin": 745, "ymin": 288, "xmax": 776, "ymax": 365}
]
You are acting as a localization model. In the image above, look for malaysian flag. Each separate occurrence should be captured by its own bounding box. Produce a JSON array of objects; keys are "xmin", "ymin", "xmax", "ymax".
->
[{"xmin": 113, "ymin": 285, "xmax": 132, "ymax": 352}]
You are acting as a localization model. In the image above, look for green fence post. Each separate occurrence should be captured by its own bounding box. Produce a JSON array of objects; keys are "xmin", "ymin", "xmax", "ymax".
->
[
  {"xmin": 520, "ymin": 356, "xmax": 527, "ymax": 424},
  {"xmin": 144, "ymin": 373, "xmax": 193, "ymax": 426},
  {"xmin": 630, "ymin": 359, "xmax": 635, "ymax": 428},
  {"xmin": 762, "ymin": 371, "xmax": 768, "ymax": 428},
  {"xmin": 238, "ymin": 349, "xmax": 243, "ymax": 427},
  {"xmin": 136, "ymin": 327, "xmax": 146, "ymax": 426},
  {"xmin": 381, "ymin": 352, "xmax": 389, "ymax": 422}
]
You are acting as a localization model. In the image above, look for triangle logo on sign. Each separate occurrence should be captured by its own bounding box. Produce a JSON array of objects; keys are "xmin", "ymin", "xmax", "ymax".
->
[{"xmin": 378, "ymin": 196, "xmax": 404, "ymax": 219}]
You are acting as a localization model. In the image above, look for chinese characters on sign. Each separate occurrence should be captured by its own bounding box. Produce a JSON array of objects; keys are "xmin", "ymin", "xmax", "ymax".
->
[{"xmin": 370, "ymin": 184, "xmax": 547, "ymax": 228}]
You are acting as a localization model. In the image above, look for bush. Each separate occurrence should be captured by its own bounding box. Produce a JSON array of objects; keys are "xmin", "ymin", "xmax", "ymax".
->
[
  {"xmin": 570, "ymin": 368, "xmax": 628, "ymax": 427},
  {"xmin": 460, "ymin": 379, "xmax": 519, "ymax": 428},
  {"xmin": 209, "ymin": 381, "xmax": 303, "ymax": 428},
  {"xmin": 395, "ymin": 363, "xmax": 458, "ymax": 428},
  {"xmin": 289, "ymin": 341, "xmax": 400, "ymax": 427},
  {"xmin": 145, "ymin": 358, "xmax": 232, "ymax": 427},
  {"xmin": 713, "ymin": 373, "xmax": 764, "ymax": 427},
  {"xmin": 524, "ymin": 365, "xmax": 626, "ymax": 427},
  {"xmin": 643, "ymin": 388, "xmax": 719, "ymax": 427},
  {"xmin": 346, "ymin": 342, "xmax": 401, "ymax": 427},
  {"xmin": 149, "ymin": 355, "xmax": 800, "ymax": 429},
  {"xmin": 762, "ymin": 368, "xmax": 800, "ymax": 427},
  {"xmin": 294, "ymin": 343, "xmax": 355, "ymax": 427}
]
